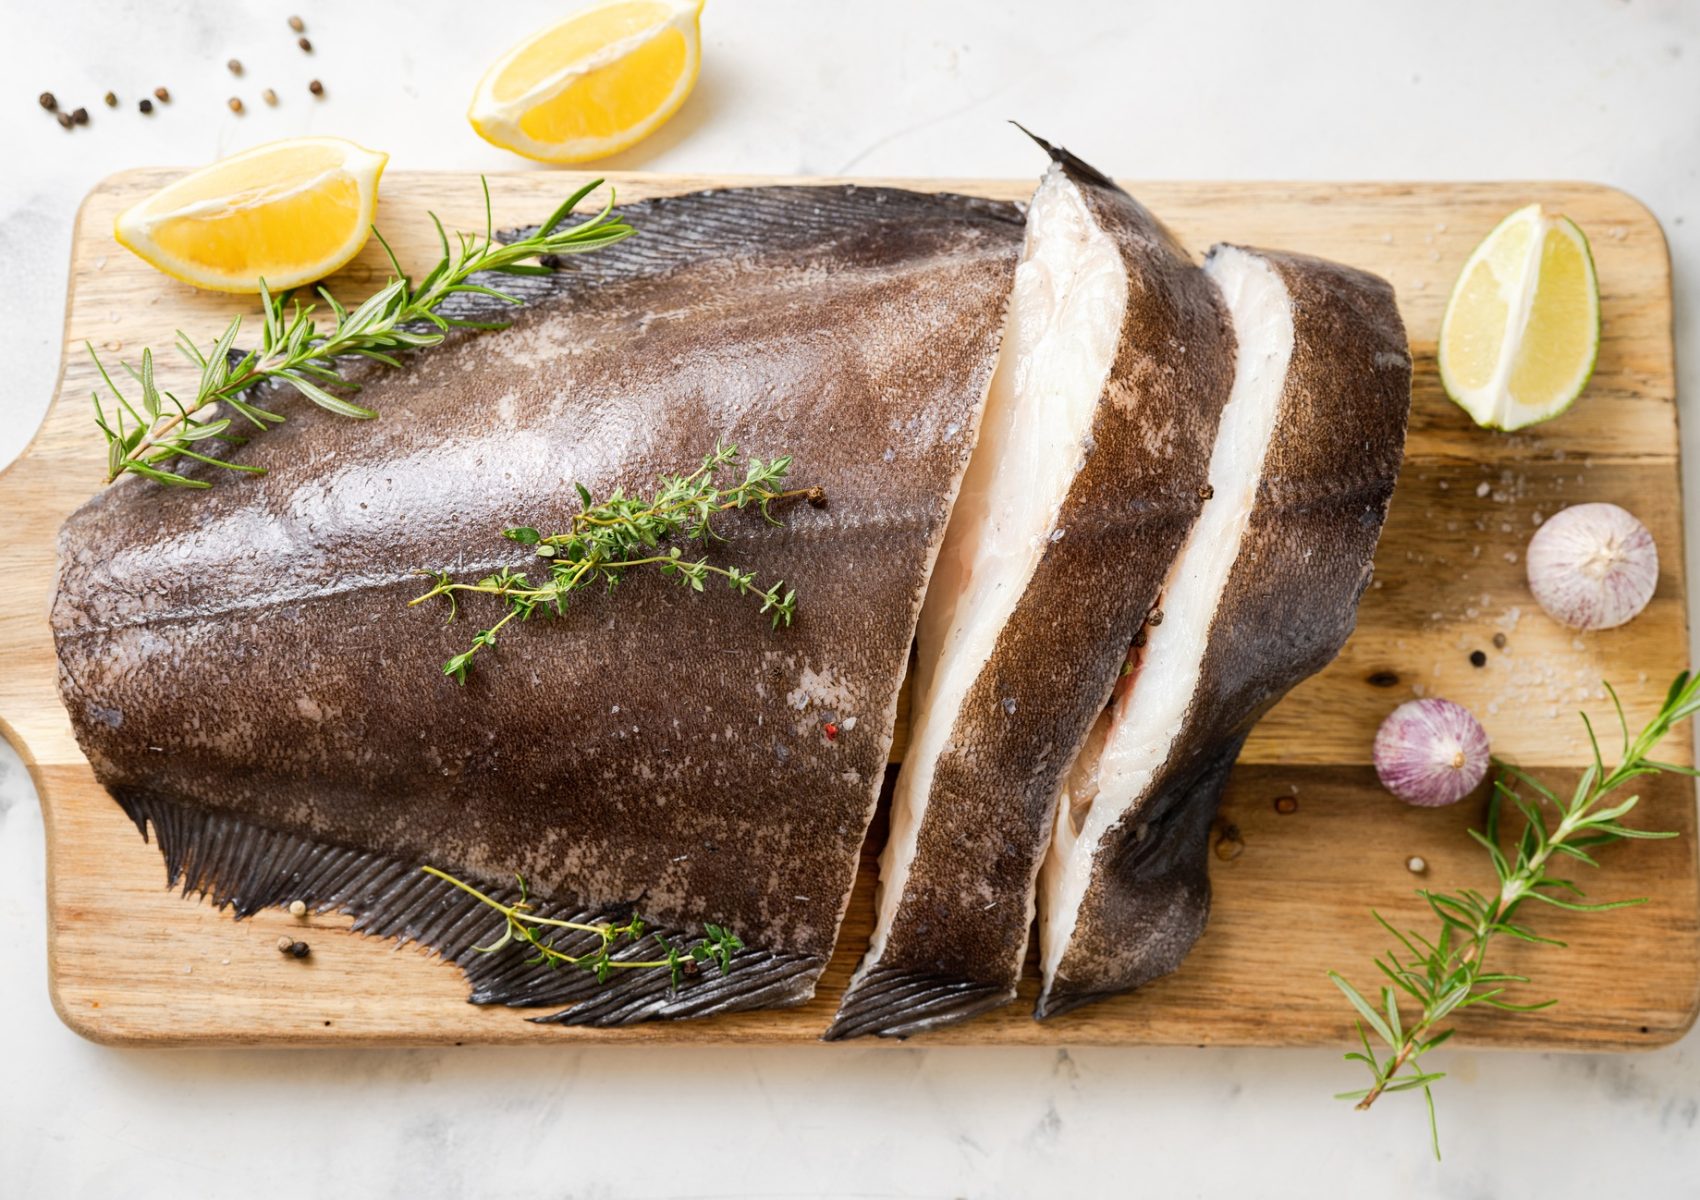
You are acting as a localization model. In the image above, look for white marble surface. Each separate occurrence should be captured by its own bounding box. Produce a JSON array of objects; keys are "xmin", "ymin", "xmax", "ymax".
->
[{"xmin": 3, "ymin": 0, "xmax": 1699, "ymax": 1194}]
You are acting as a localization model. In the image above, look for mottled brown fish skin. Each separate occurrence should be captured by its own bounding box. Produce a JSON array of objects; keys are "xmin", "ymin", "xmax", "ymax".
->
[
  {"xmin": 1038, "ymin": 247, "xmax": 1412, "ymax": 1018},
  {"xmin": 52, "ymin": 186, "xmax": 1023, "ymax": 1024},
  {"xmin": 826, "ymin": 156, "xmax": 1237, "ymax": 1038}
]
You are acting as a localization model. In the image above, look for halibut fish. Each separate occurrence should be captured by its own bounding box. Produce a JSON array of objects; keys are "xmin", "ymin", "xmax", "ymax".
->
[
  {"xmin": 1036, "ymin": 243, "xmax": 1411, "ymax": 1018},
  {"xmin": 827, "ymin": 141, "xmax": 1235, "ymax": 1038},
  {"xmin": 53, "ymin": 184, "xmax": 1023, "ymax": 1026}
]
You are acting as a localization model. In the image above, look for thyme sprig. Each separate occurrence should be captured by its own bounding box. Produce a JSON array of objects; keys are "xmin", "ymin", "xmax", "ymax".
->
[
  {"xmin": 422, "ymin": 867, "xmax": 742, "ymax": 987},
  {"xmin": 1332, "ymin": 670, "xmax": 1700, "ymax": 1158},
  {"xmin": 414, "ymin": 443, "xmax": 819, "ymax": 683},
  {"xmin": 89, "ymin": 178, "xmax": 634, "ymax": 490}
]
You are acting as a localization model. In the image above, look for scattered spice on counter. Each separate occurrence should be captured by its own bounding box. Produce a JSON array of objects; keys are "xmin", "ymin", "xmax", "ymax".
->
[
  {"xmin": 1469, "ymin": 649, "xmax": 1487, "ymax": 668},
  {"xmin": 1273, "ymin": 795, "xmax": 1298, "ymax": 815},
  {"xmin": 275, "ymin": 935, "xmax": 294, "ymax": 953},
  {"xmin": 139, "ymin": 98, "xmax": 154, "ymax": 114},
  {"xmin": 1404, "ymin": 854, "xmax": 1426, "ymax": 875},
  {"xmin": 288, "ymin": 941, "xmax": 311, "ymax": 959},
  {"xmin": 288, "ymin": 14, "xmax": 305, "ymax": 32},
  {"xmin": 1366, "ymin": 670, "xmax": 1399, "ymax": 688},
  {"xmin": 288, "ymin": 899, "xmax": 307, "ymax": 917},
  {"xmin": 56, "ymin": 111, "xmax": 72, "ymax": 129},
  {"xmin": 71, "ymin": 107, "xmax": 89, "ymax": 125},
  {"xmin": 153, "ymin": 86, "xmax": 171, "ymax": 103},
  {"xmin": 227, "ymin": 58, "xmax": 243, "ymax": 75},
  {"xmin": 103, "ymin": 91, "xmax": 118, "ymax": 107},
  {"xmin": 308, "ymin": 79, "xmax": 324, "ymax": 96},
  {"xmin": 1491, "ymin": 631, "xmax": 1507, "ymax": 650},
  {"xmin": 262, "ymin": 88, "xmax": 278, "ymax": 106},
  {"xmin": 228, "ymin": 97, "xmax": 244, "ymax": 113},
  {"xmin": 39, "ymin": 91, "xmax": 57, "ymax": 110},
  {"xmin": 298, "ymin": 36, "xmax": 313, "ymax": 52}
]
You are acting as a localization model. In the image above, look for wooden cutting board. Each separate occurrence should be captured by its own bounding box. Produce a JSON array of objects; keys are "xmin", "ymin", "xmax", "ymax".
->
[{"xmin": 1, "ymin": 170, "xmax": 1692, "ymax": 1047}]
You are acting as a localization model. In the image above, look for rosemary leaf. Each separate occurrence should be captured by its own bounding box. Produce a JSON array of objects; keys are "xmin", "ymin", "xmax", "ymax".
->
[
  {"xmin": 90, "ymin": 179, "xmax": 635, "ymax": 490},
  {"xmin": 1332, "ymin": 670, "xmax": 1700, "ymax": 1159}
]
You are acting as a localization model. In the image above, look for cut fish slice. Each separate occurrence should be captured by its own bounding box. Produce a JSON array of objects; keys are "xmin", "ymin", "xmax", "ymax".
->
[
  {"xmin": 826, "ymin": 140, "xmax": 1236, "ymax": 1039},
  {"xmin": 54, "ymin": 184, "xmax": 1024, "ymax": 1027},
  {"xmin": 1036, "ymin": 244, "xmax": 1411, "ymax": 1018}
]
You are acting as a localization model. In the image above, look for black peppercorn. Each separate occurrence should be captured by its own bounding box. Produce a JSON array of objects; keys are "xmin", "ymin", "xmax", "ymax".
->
[
  {"xmin": 39, "ymin": 91, "xmax": 57, "ymax": 111},
  {"xmin": 71, "ymin": 107, "xmax": 89, "ymax": 125},
  {"xmin": 288, "ymin": 940, "xmax": 311, "ymax": 959},
  {"xmin": 1469, "ymin": 649, "xmax": 1487, "ymax": 668},
  {"xmin": 139, "ymin": 98, "xmax": 154, "ymax": 114}
]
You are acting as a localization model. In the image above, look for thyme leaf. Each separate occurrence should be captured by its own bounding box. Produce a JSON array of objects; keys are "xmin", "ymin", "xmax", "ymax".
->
[
  {"xmin": 421, "ymin": 866, "xmax": 742, "ymax": 988},
  {"xmin": 414, "ymin": 443, "xmax": 821, "ymax": 683},
  {"xmin": 90, "ymin": 178, "xmax": 634, "ymax": 490},
  {"xmin": 1332, "ymin": 670, "xmax": 1700, "ymax": 1158}
]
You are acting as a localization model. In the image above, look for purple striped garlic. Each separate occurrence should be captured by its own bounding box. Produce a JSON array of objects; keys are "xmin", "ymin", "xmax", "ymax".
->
[
  {"xmin": 1526, "ymin": 502, "xmax": 1658, "ymax": 632},
  {"xmin": 1373, "ymin": 698, "xmax": 1490, "ymax": 807}
]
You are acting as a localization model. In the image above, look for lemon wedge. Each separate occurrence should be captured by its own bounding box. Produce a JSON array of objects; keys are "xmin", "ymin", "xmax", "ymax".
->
[
  {"xmin": 1437, "ymin": 203, "xmax": 1600, "ymax": 431},
  {"xmin": 469, "ymin": 0, "xmax": 704, "ymax": 163},
  {"xmin": 115, "ymin": 137, "xmax": 388, "ymax": 294}
]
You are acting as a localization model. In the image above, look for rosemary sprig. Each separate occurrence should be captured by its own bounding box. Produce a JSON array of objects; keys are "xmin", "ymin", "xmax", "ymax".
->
[
  {"xmin": 422, "ymin": 866, "xmax": 742, "ymax": 987},
  {"xmin": 414, "ymin": 443, "xmax": 820, "ymax": 683},
  {"xmin": 1331, "ymin": 670, "xmax": 1700, "ymax": 1158},
  {"xmin": 89, "ymin": 178, "xmax": 635, "ymax": 489}
]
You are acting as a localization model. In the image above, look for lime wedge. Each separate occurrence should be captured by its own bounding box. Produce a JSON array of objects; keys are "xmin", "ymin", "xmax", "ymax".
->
[{"xmin": 1437, "ymin": 203, "xmax": 1600, "ymax": 431}]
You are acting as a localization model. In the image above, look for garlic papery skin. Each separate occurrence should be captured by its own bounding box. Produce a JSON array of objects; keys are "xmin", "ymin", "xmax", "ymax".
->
[
  {"xmin": 1373, "ymin": 698, "xmax": 1491, "ymax": 807},
  {"xmin": 1526, "ymin": 502, "xmax": 1658, "ymax": 632}
]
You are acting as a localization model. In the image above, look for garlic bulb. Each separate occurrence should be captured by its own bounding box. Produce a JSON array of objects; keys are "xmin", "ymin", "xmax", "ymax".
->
[
  {"xmin": 1526, "ymin": 502, "xmax": 1657, "ymax": 631},
  {"xmin": 1373, "ymin": 698, "xmax": 1490, "ymax": 807}
]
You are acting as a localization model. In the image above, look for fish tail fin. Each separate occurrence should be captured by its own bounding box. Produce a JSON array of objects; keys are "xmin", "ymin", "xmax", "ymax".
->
[
  {"xmin": 1008, "ymin": 121, "xmax": 1118, "ymax": 189},
  {"xmin": 823, "ymin": 966, "xmax": 1014, "ymax": 1040},
  {"xmin": 113, "ymin": 788, "xmax": 822, "ymax": 1025}
]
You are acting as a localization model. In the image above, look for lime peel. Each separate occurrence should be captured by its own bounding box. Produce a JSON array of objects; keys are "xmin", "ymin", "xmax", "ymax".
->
[{"xmin": 1437, "ymin": 203, "xmax": 1600, "ymax": 432}]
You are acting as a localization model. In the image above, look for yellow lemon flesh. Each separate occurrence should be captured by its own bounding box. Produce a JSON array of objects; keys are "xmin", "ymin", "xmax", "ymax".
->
[
  {"xmin": 115, "ymin": 137, "xmax": 388, "ymax": 294},
  {"xmin": 1438, "ymin": 203, "xmax": 1600, "ymax": 431},
  {"xmin": 469, "ymin": 0, "xmax": 704, "ymax": 163}
]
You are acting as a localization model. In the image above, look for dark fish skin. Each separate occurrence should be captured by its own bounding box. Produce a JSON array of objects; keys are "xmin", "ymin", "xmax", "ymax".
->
[
  {"xmin": 825, "ymin": 150, "xmax": 1236, "ymax": 1038},
  {"xmin": 1036, "ymin": 246, "xmax": 1412, "ymax": 1019},
  {"xmin": 52, "ymin": 185, "xmax": 1023, "ymax": 1025}
]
